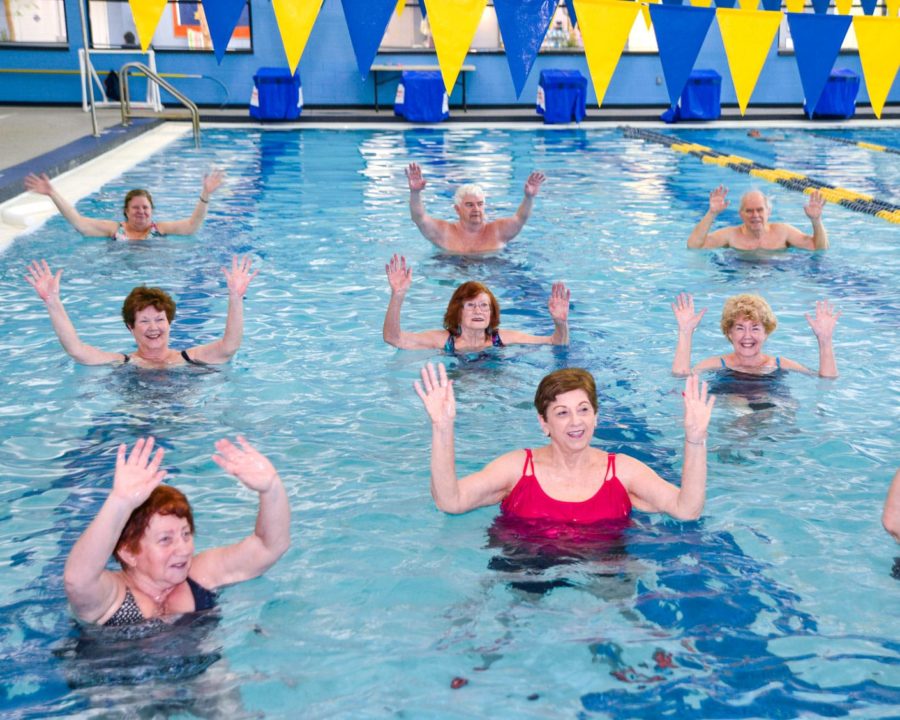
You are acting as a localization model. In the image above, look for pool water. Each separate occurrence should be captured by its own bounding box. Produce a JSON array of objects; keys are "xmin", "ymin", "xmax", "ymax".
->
[{"xmin": 1, "ymin": 126, "xmax": 898, "ymax": 718}]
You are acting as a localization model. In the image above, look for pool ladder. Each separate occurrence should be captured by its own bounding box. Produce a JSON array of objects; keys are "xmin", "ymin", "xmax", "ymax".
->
[{"xmin": 118, "ymin": 61, "xmax": 201, "ymax": 147}]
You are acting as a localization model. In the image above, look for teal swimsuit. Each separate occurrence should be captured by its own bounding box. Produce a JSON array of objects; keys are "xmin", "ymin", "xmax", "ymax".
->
[
  {"xmin": 444, "ymin": 331, "xmax": 504, "ymax": 353},
  {"xmin": 114, "ymin": 222, "xmax": 164, "ymax": 241}
]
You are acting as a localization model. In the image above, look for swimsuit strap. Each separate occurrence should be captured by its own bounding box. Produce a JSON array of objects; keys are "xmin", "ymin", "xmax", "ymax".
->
[
  {"xmin": 720, "ymin": 357, "xmax": 727, "ymax": 369},
  {"xmin": 491, "ymin": 330, "xmax": 504, "ymax": 348},
  {"xmin": 522, "ymin": 448, "xmax": 535, "ymax": 477},
  {"xmin": 604, "ymin": 452, "xmax": 617, "ymax": 482},
  {"xmin": 443, "ymin": 333, "xmax": 455, "ymax": 353},
  {"xmin": 186, "ymin": 576, "xmax": 217, "ymax": 611},
  {"xmin": 776, "ymin": 356, "xmax": 781, "ymax": 369},
  {"xmin": 122, "ymin": 353, "xmax": 130, "ymax": 364},
  {"xmin": 180, "ymin": 349, "xmax": 207, "ymax": 366}
]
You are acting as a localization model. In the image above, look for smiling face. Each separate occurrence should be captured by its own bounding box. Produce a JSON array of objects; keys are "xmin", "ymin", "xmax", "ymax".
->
[
  {"xmin": 739, "ymin": 191, "xmax": 770, "ymax": 232},
  {"xmin": 124, "ymin": 194, "xmax": 154, "ymax": 230},
  {"xmin": 538, "ymin": 389, "xmax": 597, "ymax": 450},
  {"xmin": 129, "ymin": 304, "xmax": 171, "ymax": 354},
  {"xmin": 727, "ymin": 314, "xmax": 768, "ymax": 359},
  {"xmin": 459, "ymin": 292, "xmax": 492, "ymax": 332},
  {"xmin": 124, "ymin": 513, "xmax": 195, "ymax": 585}
]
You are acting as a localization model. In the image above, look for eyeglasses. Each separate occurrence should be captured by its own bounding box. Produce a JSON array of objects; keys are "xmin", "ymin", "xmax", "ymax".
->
[{"xmin": 463, "ymin": 302, "xmax": 491, "ymax": 312}]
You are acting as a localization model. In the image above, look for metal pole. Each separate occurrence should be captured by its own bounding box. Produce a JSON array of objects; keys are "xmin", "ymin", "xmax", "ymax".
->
[{"xmin": 77, "ymin": 0, "xmax": 100, "ymax": 137}]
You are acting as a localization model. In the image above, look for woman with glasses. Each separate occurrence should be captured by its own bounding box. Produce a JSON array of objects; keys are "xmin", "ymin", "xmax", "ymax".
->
[{"xmin": 382, "ymin": 254, "xmax": 569, "ymax": 351}]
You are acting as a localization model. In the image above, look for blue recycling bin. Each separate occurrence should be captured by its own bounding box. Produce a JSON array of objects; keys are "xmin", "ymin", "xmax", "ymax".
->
[
  {"xmin": 804, "ymin": 69, "xmax": 859, "ymax": 119},
  {"xmin": 250, "ymin": 67, "xmax": 303, "ymax": 121},
  {"xmin": 537, "ymin": 69, "xmax": 587, "ymax": 124},
  {"xmin": 394, "ymin": 71, "xmax": 448, "ymax": 122},
  {"xmin": 679, "ymin": 69, "xmax": 721, "ymax": 120}
]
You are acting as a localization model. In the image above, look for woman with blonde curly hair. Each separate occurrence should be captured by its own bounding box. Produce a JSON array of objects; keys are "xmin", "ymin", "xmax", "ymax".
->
[{"xmin": 671, "ymin": 292, "xmax": 839, "ymax": 377}]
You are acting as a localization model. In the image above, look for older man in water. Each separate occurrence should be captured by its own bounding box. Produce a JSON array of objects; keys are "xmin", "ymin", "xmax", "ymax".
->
[
  {"xmin": 687, "ymin": 186, "xmax": 828, "ymax": 251},
  {"xmin": 405, "ymin": 162, "xmax": 545, "ymax": 254}
]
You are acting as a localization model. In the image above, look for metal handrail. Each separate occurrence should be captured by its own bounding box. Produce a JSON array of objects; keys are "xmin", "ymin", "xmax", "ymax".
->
[{"xmin": 119, "ymin": 61, "xmax": 200, "ymax": 147}]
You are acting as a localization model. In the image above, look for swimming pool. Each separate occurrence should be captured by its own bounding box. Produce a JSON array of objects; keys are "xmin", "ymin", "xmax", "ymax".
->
[{"xmin": 1, "ymin": 125, "xmax": 898, "ymax": 718}]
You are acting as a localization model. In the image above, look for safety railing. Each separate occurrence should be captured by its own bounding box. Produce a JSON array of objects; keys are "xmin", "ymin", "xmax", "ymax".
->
[{"xmin": 119, "ymin": 61, "xmax": 201, "ymax": 147}]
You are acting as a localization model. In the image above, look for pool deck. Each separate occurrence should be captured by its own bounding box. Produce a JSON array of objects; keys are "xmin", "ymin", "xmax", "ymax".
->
[{"xmin": 1, "ymin": 102, "xmax": 897, "ymax": 249}]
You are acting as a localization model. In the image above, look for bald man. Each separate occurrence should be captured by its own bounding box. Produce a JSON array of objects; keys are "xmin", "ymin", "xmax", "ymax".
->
[{"xmin": 687, "ymin": 186, "xmax": 828, "ymax": 251}]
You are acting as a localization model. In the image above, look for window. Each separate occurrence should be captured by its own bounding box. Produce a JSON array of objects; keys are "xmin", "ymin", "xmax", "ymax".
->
[
  {"xmin": 87, "ymin": 0, "xmax": 252, "ymax": 52},
  {"xmin": 0, "ymin": 0, "xmax": 68, "ymax": 45}
]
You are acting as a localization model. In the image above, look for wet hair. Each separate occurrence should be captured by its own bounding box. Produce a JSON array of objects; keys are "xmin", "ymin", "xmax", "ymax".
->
[
  {"xmin": 114, "ymin": 485, "xmax": 194, "ymax": 568},
  {"xmin": 121, "ymin": 286, "xmax": 176, "ymax": 329},
  {"xmin": 443, "ymin": 281, "xmax": 500, "ymax": 337},
  {"xmin": 739, "ymin": 189, "xmax": 771, "ymax": 212},
  {"xmin": 534, "ymin": 368, "xmax": 598, "ymax": 420},
  {"xmin": 453, "ymin": 183, "xmax": 485, "ymax": 206},
  {"xmin": 123, "ymin": 189, "xmax": 154, "ymax": 218},
  {"xmin": 720, "ymin": 294, "xmax": 777, "ymax": 336}
]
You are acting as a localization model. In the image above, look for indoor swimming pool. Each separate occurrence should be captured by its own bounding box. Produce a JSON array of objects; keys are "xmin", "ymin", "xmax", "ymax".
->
[{"xmin": 1, "ymin": 125, "xmax": 898, "ymax": 718}]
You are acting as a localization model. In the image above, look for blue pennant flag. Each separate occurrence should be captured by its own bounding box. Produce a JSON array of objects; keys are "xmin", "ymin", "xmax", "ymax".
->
[
  {"xmin": 859, "ymin": 0, "xmax": 877, "ymax": 13},
  {"xmin": 495, "ymin": 0, "xmax": 557, "ymax": 97},
  {"xmin": 760, "ymin": 0, "xmax": 782, "ymax": 10},
  {"xmin": 203, "ymin": 0, "xmax": 248, "ymax": 64},
  {"xmin": 662, "ymin": 0, "xmax": 685, "ymax": 6},
  {"xmin": 786, "ymin": 12, "xmax": 851, "ymax": 116},
  {"xmin": 420, "ymin": 0, "xmax": 427, "ymax": 20},
  {"xmin": 810, "ymin": 0, "xmax": 831, "ymax": 13},
  {"xmin": 650, "ymin": 4, "xmax": 716, "ymax": 108},
  {"xmin": 342, "ymin": 0, "xmax": 398, "ymax": 80},
  {"xmin": 713, "ymin": 0, "xmax": 738, "ymax": 8},
  {"xmin": 565, "ymin": 0, "xmax": 577, "ymax": 27}
]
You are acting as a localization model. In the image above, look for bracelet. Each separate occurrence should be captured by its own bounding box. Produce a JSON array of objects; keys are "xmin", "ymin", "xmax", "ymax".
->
[
  {"xmin": 199, "ymin": 196, "xmax": 209, "ymax": 204},
  {"xmin": 685, "ymin": 437, "xmax": 706, "ymax": 447}
]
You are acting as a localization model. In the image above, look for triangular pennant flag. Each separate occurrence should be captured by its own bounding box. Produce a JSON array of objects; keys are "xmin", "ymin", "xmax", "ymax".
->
[
  {"xmin": 420, "ymin": 0, "xmax": 428, "ymax": 19},
  {"xmin": 649, "ymin": 4, "xmax": 716, "ymax": 107},
  {"xmin": 714, "ymin": 0, "xmax": 738, "ymax": 8},
  {"xmin": 397, "ymin": 0, "xmax": 405, "ymax": 14},
  {"xmin": 662, "ymin": 0, "xmax": 685, "ymax": 6},
  {"xmin": 642, "ymin": 0, "xmax": 660, "ymax": 30},
  {"xmin": 128, "ymin": 0, "xmax": 167, "ymax": 51},
  {"xmin": 566, "ymin": 0, "xmax": 579, "ymax": 25},
  {"xmin": 738, "ymin": 0, "xmax": 759, "ymax": 9},
  {"xmin": 427, "ymin": 0, "xmax": 487, "ymax": 93},
  {"xmin": 717, "ymin": 8, "xmax": 782, "ymax": 114},
  {"xmin": 574, "ymin": 0, "xmax": 640, "ymax": 107},
  {"xmin": 886, "ymin": 0, "xmax": 900, "ymax": 15},
  {"xmin": 494, "ymin": 0, "xmax": 558, "ymax": 97},
  {"xmin": 859, "ymin": 0, "xmax": 877, "ymax": 14},
  {"xmin": 853, "ymin": 15, "xmax": 900, "ymax": 118},
  {"xmin": 810, "ymin": 0, "xmax": 830, "ymax": 13},
  {"xmin": 787, "ymin": 12, "xmax": 850, "ymax": 116},
  {"xmin": 691, "ymin": 0, "xmax": 714, "ymax": 7},
  {"xmin": 785, "ymin": 0, "xmax": 804, "ymax": 11},
  {"xmin": 203, "ymin": 0, "xmax": 247, "ymax": 64},
  {"xmin": 341, "ymin": 0, "xmax": 398, "ymax": 79},
  {"xmin": 273, "ymin": 0, "xmax": 325, "ymax": 74},
  {"xmin": 834, "ymin": 0, "xmax": 852, "ymax": 12},
  {"xmin": 759, "ymin": 0, "xmax": 781, "ymax": 10}
]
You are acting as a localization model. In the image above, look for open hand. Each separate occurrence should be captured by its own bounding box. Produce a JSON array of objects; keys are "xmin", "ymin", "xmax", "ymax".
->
[
  {"xmin": 386, "ymin": 253, "xmax": 412, "ymax": 295},
  {"xmin": 524, "ymin": 171, "xmax": 546, "ymax": 197},
  {"xmin": 223, "ymin": 255, "xmax": 258, "ymax": 297},
  {"xmin": 24, "ymin": 173, "xmax": 53, "ymax": 196},
  {"xmin": 683, "ymin": 374, "xmax": 715, "ymax": 444},
  {"xmin": 804, "ymin": 189, "xmax": 826, "ymax": 221},
  {"xmin": 672, "ymin": 292, "xmax": 706, "ymax": 334},
  {"xmin": 406, "ymin": 162, "xmax": 426, "ymax": 192},
  {"xmin": 547, "ymin": 281, "xmax": 570, "ymax": 323},
  {"xmin": 203, "ymin": 169, "xmax": 225, "ymax": 197},
  {"xmin": 709, "ymin": 186, "xmax": 729, "ymax": 215},
  {"xmin": 25, "ymin": 259, "xmax": 62, "ymax": 302},
  {"xmin": 212, "ymin": 435, "xmax": 279, "ymax": 493},
  {"xmin": 111, "ymin": 437, "xmax": 167, "ymax": 509},
  {"xmin": 414, "ymin": 362, "xmax": 456, "ymax": 426},
  {"xmin": 805, "ymin": 299, "xmax": 840, "ymax": 341}
]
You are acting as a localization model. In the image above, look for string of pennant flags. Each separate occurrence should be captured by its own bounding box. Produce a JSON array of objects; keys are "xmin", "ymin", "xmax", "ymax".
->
[{"xmin": 126, "ymin": 0, "xmax": 900, "ymax": 117}]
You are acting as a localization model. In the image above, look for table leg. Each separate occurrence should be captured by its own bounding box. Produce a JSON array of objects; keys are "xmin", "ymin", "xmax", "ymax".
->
[
  {"xmin": 462, "ymin": 73, "xmax": 467, "ymax": 112},
  {"xmin": 374, "ymin": 70, "xmax": 379, "ymax": 112}
]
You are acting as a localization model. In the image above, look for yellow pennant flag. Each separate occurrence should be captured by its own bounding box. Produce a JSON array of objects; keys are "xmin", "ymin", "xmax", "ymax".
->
[
  {"xmin": 128, "ymin": 0, "xmax": 167, "ymax": 51},
  {"xmin": 887, "ymin": 0, "xmax": 900, "ymax": 16},
  {"xmin": 272, "ymin": 0, "xmax": 324, "ymax": 74},
  {"xmin": 575, "ymin": 0, "xmax": 641, "ymax": 107},
  {"xmin": 396, "ymin": 0, "xmax": 405, "ymax": 15},
  {"xmin": 642, "ymin": 0, "xmax": 660, "ymax": 31},
  {"xmin": 691, "ymin": 0, "xmax": 714, "ymax": 7},
  {"xmin": 834, "ymin": 0, "xmax": 852, "ymax": 12},
  {"xmin": 717, "ymin": 8, "xmax": 782, "ymax": 114},
  {"xmin": 738, "ymin": 0, "xmax": 759, "ymax": 9},
  {"xmin": 852, "ymin": 16, "xmax": 900, "ymax": 118},
  {"xmin": 427, "ymin": 0, "xmax": 487, "ymax": 93},
  {"xmin": 784, "ymin": 0, "xmax": 804, "ymax": 12}
]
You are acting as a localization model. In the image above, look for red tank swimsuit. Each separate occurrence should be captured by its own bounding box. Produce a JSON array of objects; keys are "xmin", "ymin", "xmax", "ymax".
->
[{"xmin": 500, "ymin": 449, "xmax": 632, "ymax": 524}]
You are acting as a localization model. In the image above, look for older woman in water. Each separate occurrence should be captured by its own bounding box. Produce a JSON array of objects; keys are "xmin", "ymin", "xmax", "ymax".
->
[
  {"xmin": 671, "ymin": 292, "xmax": 839, "ymax": 378},
  {"xmin": 414, "ymin": 363, "xmax": 715, "ymax": 522},
  {"xmin": 383, "ymin": 254, "xmax": 569, "ymax": 351},
  {"xmin": 24, "ymin": 170, "xmax": 224, "ymax": 240},
  {"xmin": 25, "ymin": 256, "xmax": 256, "ymax": 367},
  {"xmin": 64, "ymin": 436, "xmax": 290, "ymax": 626}
]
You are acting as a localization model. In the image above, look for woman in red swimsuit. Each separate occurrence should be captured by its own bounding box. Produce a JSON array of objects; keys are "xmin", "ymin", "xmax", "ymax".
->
[{"xmin": 414, "ymin": 364, "xmax": 715, "ymax": 523}]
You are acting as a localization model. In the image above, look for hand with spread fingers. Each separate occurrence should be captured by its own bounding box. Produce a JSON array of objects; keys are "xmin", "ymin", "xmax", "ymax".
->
[
  {"xmin": 682, "ymin": 374, "xmax": 715, "ymax": 445},
  {"xmin": 414, "ymin": 362, "xmax": 456, "ymax": 427}
]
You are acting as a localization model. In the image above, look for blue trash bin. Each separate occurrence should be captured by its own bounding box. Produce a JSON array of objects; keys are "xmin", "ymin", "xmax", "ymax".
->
[
  {"xmin": 394, "ymin": 71, "xmax": 449, "ymax": 122},
  {"xmin": 678, "ymin": 69, "xmax": 721, "ymax": 120},
  {"xmin": 537, "ymin": 69, "xmax": 587, "ymax": 124},
  {"xmin": 250, "ymin": 67, "xmax": 303, "ymax": 121},
  {"xmin": 804, "ymin": 69, "xmax": 859, "ymax": 119}
]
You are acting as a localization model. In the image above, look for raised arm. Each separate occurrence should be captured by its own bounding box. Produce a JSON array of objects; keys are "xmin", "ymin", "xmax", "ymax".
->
[
  {"xmin": 414, "ymin": 362, "xmax": 517, "ymax": 513},
  {"xmin": 406, "ymin": 162, "xmax": 452, "ymax": 249},
  {"xmin": 188, "ymin": 255, "xmax": 257, "ymax": 365},
  {"xmin": 190, "ymin": 436, "xmax": 290, "ymax": 589},
  {"xmin": 24, "ymin": 173, "xmax": 117, "ymax": 237},
  {"xmin": 618, "ymin": 374, "xmax": 714, "ymax": 520},
  {"xmin": 687, "ymin": 185, "xmax": 729, "ymax": 249},
  {"xmin": 156, "ymin": 169, "xmax": 225, "ymax": 236},
  {"xmin": 382, "ymin": 254, "xmax": 446, "ymax": 350},
  {"xmin": 64, "ymin": 438, "xmax": 167, "ymax": 623},
  {"xmin": 495, "ymin": 171, "xmax": 545, "ymax": 243},
  {"xmin": 500, "ymin": 281, "xmax": 570, "ymax": 346},
  {"xmin": 26, "ymin": 260, "xmax": 124, "ymax": 365},
  {"xmin": 804, "ymin": 299, "xmax": 839, "ymax": 378},
  {"xmin": 672, "ymin": 292, "xmax": 706, "ymax": 376},
  {"xmin": 883, "ymin": 468, "xmax": 900, "ymax": 542},
  {"xmin": 785, "ymin": 190, "xmax": 828, "ymax": 250}
]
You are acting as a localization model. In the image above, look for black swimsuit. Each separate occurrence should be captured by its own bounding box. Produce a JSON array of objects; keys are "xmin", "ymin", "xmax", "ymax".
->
[
  {"xmin": 104, "ymin": 577, "xmax": 217, "ymax": 627},
  {"xmin": 121, "ymin": 350, "xmax": 207, "ymax": 366}
]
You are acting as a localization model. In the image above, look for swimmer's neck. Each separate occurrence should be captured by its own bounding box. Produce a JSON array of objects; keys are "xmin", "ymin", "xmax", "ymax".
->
[
  {"xmin": 455, "ymin": 218, "xmax": 488, "ymax": 235},
  {"xmin": 123, "ymin": 569, "xmax": 179, "ymax": 607},
  {"xmin": 133, "ymin": 346, "xmax": 178, "ymax": 365},
  {"xmin": 455, "ymin": 327, "xmax": 490, "ymax": 348}
]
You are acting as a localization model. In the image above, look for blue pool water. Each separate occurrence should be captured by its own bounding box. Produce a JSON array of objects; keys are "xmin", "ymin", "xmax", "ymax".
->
[{"xmin": 1, "ymin": 126, "xmax": 898, "ymax": 718}]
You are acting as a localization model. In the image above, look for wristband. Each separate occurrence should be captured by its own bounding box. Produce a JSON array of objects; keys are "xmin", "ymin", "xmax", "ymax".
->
[
  {"xmin": 685, "ymin": 437, "xmax": 706, "ymax": 447},
  {"xmin": 199, "ymin": 196, "xmax": 209, "ymax": 204}
]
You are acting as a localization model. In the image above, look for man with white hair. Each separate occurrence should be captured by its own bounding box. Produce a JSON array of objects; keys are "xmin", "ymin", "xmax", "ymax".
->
[
  {"xmin": 405, "ymin": 162, "xmax": 545, "ymax": 253},
  {"xmin": 687, "ymin": 186, "xmax": 828, "ymax": 251}
]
